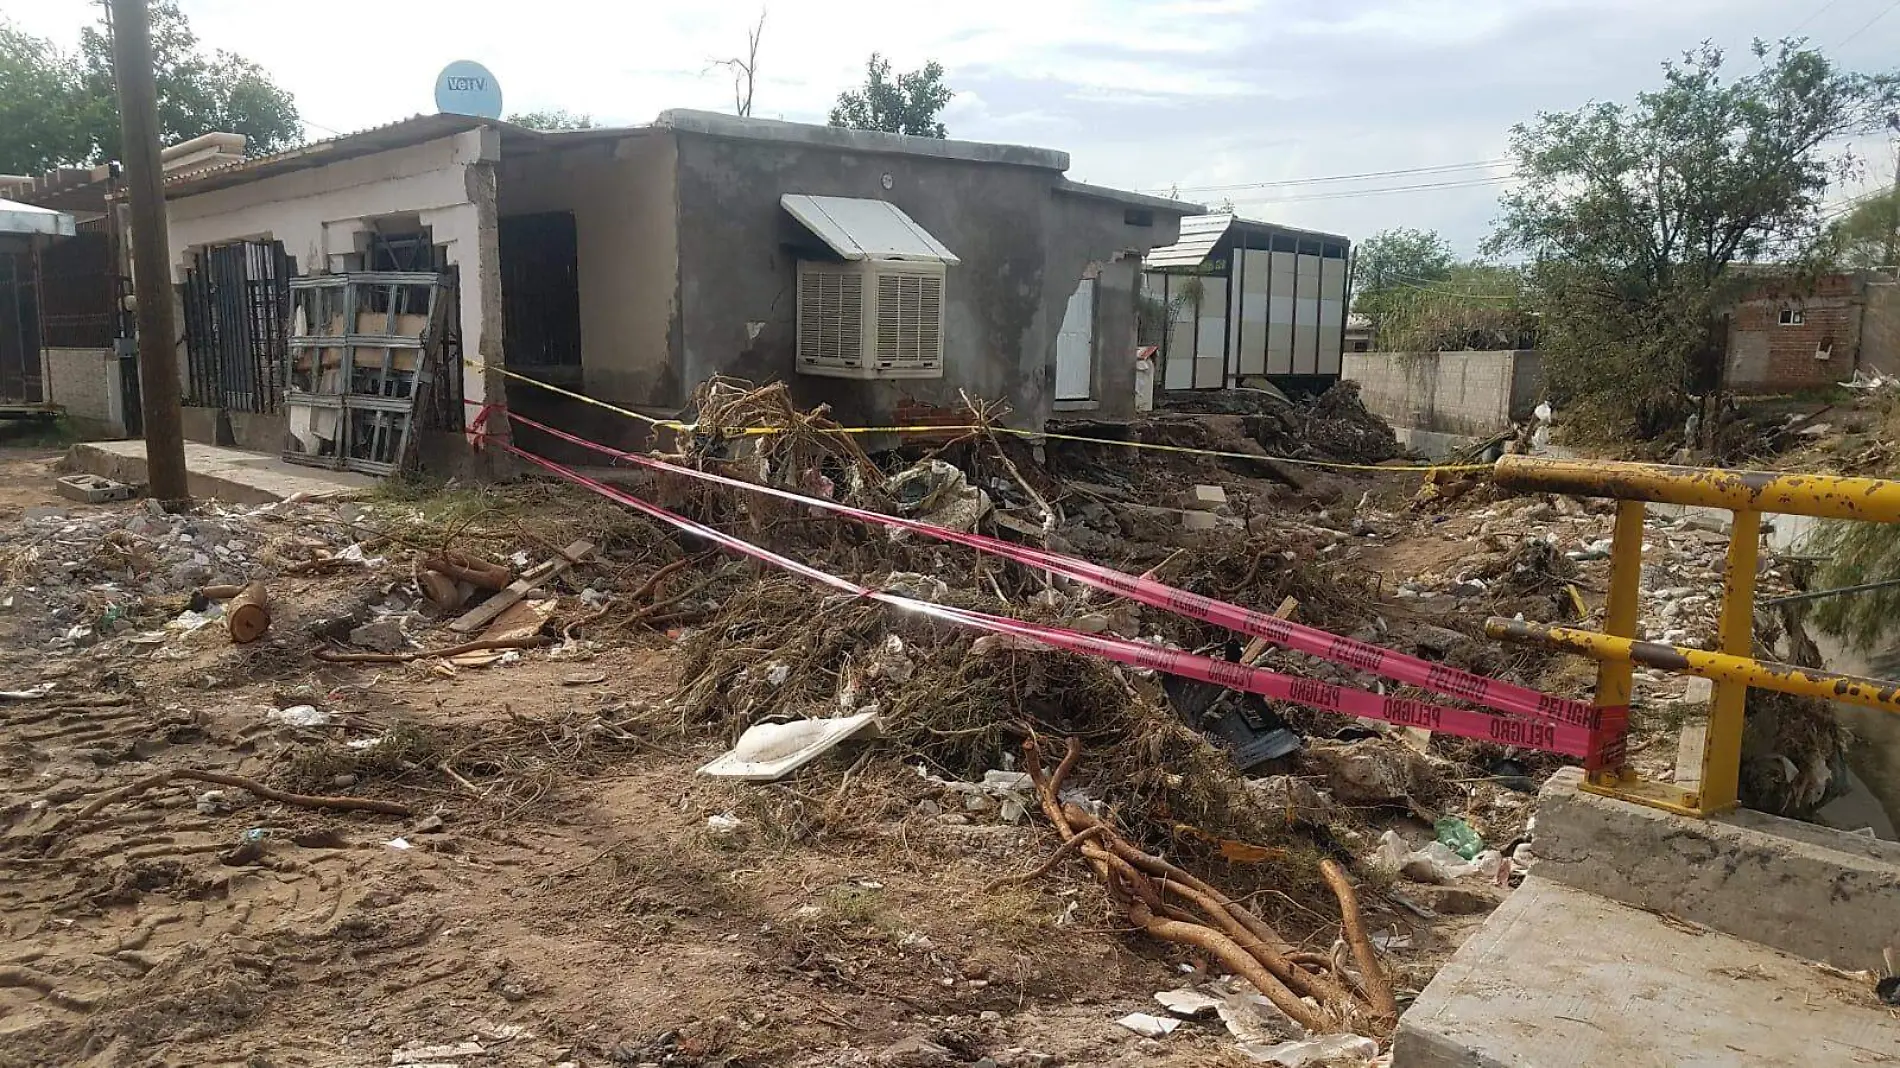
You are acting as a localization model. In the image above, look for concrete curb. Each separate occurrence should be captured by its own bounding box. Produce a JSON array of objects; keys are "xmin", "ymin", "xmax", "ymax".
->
[
  {"xmin": 65, "ymin": 441, "xmax": 376, "ymax": 506},
  {"xmin": 1531, "ymin": 766, "xmax": 1900, "ymax": 970}
]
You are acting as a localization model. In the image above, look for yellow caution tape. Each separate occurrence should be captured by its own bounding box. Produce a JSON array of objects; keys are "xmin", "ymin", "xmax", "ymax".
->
[{"xmin": 460, "ymin": 358, "xmax": 1492, "ymax": 476}]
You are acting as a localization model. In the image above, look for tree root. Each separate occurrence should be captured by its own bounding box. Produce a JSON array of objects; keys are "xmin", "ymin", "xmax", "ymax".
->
[
  {"xmin": 76, "ymin": 770, "xmax": 412, "ymax": 820},
  {"xmin": 1321, "ymin": 858, "xmax": 1397, "ymax": 1021},
  {"xmin": 1129, "ymin": 902, "xmax": 1327, "ymax": 1033},
  {"xmin": 983, "ymin": 825, "xmax": 1108, "ymax": 892},
  {"xmin": 1020, "ymin": 735, "xmax": 1393, "ymax": 1039}
]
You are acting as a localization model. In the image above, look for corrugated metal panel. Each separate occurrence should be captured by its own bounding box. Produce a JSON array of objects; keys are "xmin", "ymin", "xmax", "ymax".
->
[
  {"xmin": 781, "ymin": 194, "xmax": 961, "ymax": 265},
  {"xmin": 1143, "ymin": 213, "xmax": 1233, "ymax": 269}
]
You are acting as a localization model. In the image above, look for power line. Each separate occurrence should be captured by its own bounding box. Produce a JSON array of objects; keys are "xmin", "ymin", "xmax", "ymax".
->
[
  {"xmin": 1789, "ymin": 0, "xmax": 1846, "ymax": 37},
  {"xmin": 1150, "ymin": 158, "xmax": 1511, "ymax": 195},
  {"xmin": 1832, "ymin": 0, "xmax": 1900, "ymax": 50},
  {"xmin": 1225, "ymin": 174, "xmax": 1519, "ymax": 206}
]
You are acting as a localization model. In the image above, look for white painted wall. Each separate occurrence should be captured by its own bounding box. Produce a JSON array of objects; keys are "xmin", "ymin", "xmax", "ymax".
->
[{"xmin": 162, "ymin": 128, "xmax": 500, "ymax": 410}]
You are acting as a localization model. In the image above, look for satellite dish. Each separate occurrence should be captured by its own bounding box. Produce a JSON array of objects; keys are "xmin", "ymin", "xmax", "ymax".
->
[{"xmin": 434, "ymin": 60, "xmax": 502, "ymax": 119}]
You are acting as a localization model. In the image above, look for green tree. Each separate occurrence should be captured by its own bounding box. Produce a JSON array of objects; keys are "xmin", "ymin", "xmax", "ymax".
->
[
  {"xmin": 828, "ymin": 54, "xmax": 952, "ymax": 138},
  {"xmin": 0, "ymin": 20, "xmax": 88, "ymax": 174},
  {"xmin": 1, "ymin": 4, "xmax": 299, "ymax": 174},
  {"xmin": 1487, "ymin": 41, "xmax": 1900, "ymax": 438},
  {"xmin": 75, "ymin": 1, "xmax": 300, "ymax": 161},
  {"xmin": 505, "ymin": 109, "xmax": 597, "ymax": 131},
  {"xmin": 1350, "ymin": 227, "xmax": 1455, "ymax": 342},
  {"xmin": 1822, "ymin": 183, "xmax": 1900, "ymax": 269}
]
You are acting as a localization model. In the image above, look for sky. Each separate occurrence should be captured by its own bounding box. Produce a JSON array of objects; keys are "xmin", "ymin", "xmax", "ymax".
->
[{"xmin": 8, "ymin": 0, "xmax": 1900, "ymax": 254}]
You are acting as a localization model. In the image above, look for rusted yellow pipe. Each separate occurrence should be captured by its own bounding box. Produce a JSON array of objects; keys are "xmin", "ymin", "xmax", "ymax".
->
[
  {"xmin": 1493, "ymin": 455, "xmax": 1900, "ymax": 522},
  {"xmin": 1485, "ymin": 616, "xmax": 1900, "ymax": 717},
  {"xmin": 1700, "ymin": 510, "xmax": 1762, "ymax": 813}
]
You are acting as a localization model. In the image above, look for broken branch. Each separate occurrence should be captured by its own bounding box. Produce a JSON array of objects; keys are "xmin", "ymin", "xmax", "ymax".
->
[
  {"xmin": 76, "ymin": 769, "xmax": 411, "ymax": 820},
  {"xmin": 311, "ymin": 636, "xmax": 548, "ymax": 664}
]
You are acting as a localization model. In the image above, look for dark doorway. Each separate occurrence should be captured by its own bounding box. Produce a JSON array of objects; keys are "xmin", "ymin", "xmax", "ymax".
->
[
  {"xmin": 0, "ymin": 246, "xmax": 43, "ymax": 404},
  {"xmin": 499, "ymin": 211, "xmax": 582, "ymax": 381}
]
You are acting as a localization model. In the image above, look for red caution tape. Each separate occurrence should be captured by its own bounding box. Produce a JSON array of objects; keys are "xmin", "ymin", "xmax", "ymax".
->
[
  {"xmin": 483, "ymin": 403, "xmax": 1612, "ymax": 735},
  {"xmin": 480, "ymin": 431, "xmax": 1598, "ymax": 758}
]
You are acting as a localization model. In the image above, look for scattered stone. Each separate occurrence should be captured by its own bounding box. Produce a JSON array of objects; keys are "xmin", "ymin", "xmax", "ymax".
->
[
  {"xmin": 878, "ymin": 1034, "xmax": 954, "ymax": 1066},
  {"xmin": 349, "ymin": 618, "xmax": 409, "ymax": 653},
  {"xmin": 1188, "ymin": 484, "xmax": 1228, "ymax": 511}
]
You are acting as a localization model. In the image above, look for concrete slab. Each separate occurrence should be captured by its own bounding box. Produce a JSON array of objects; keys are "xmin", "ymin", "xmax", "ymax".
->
[
  {"xmin": 1533, "ymin": 767, "xmax": 1900, "ymax": 970},
  {"xmin": 1394, "ymin": 876, "xmax": 1900, "ymax": 1067},
  {"xmin": 65, "ymin": 440, "xmax": 376, "ymax": 505}
]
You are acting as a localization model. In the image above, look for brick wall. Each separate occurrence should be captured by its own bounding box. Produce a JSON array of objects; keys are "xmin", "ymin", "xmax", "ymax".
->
[{"xmin": 1725, "ymin": 274, "xmax": 1860, "ymax": 391}]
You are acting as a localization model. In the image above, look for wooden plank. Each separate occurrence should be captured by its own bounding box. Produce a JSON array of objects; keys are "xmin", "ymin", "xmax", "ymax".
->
[
  {"xmin": 447, "ymin": 539, "xmax": 594, "ymax": 635},
  {"xmin": 1240, "ymin": 596, "xmax": 1300, "ymax": 664}
]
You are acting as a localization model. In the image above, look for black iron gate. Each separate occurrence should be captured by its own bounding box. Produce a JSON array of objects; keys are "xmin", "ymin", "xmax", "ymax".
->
[
  {"xmin": 0, "ymin": 249, "xmax": 42, "ymax": 405},
  {"xmin": 181, "ymin": 240, "xmax": 292, "ymax": 413}
]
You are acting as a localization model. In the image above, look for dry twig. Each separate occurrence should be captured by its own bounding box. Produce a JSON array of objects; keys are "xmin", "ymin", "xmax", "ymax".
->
[{"xmin": 76, "ymin": 769, "xmax": 412, "ymax": 819}]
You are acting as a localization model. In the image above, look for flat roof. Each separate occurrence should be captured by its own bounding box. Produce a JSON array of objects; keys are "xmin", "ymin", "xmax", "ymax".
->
[
  {"xmin": 1054, "ymin": 179, "xmax": 1203, "ymax": 215},
  {"xmin": 658, "ymin": 109, "xmax": 1068, "ymax": 171},
  {"xmin": 152, "ymin": 108, "xmax": 1173, "ymax": 220},
  {"xmin": 1145, "ymin": 212, "xmax": 1351, "ymax": 270}
]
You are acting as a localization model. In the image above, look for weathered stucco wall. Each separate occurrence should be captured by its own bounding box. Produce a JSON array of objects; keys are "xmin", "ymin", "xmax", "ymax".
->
[
  {"xmin": 163, "ymin": 128, "xmax": 501, "ymax": 411},
  {"xmin": 667, "ymin": 118, "xmax": 1179, "ymax": 430},
  {"xmin": 1343, "ymin": 349, "xmax": 1542, "ymax": 437},
  {"xmin": 496, "ymin": 132, "xmax": 680, "ymax": 413}
]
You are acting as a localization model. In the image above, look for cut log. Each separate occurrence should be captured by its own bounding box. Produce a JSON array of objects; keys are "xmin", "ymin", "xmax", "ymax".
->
[
  {"xmin": 225, "ymin": 582, "xmax": 271, "ymax": 644},
  {"xmin": 424, "ymin": 551, "xmax": 513, "ymax": 591},
  {"xmin": 418, "ymin": 569, "xmax": 466, "ymax": 611}
]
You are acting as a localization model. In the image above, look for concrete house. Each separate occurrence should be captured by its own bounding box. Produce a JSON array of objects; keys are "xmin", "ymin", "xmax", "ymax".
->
[{"xmin": 147, "ymin": 110, "xmax": 1194, "ymax": 468}]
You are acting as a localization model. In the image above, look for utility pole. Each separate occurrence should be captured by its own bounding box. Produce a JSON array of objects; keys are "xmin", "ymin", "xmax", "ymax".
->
[{"xmin": 108, "ymin": 0, "xmax": 189, "ymax": 505}]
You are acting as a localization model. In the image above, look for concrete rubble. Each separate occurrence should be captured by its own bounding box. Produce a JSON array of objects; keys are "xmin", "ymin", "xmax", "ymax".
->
[{"xmin": 1, "ymin": 374, "xmax": 1891, "ymax": 1067}]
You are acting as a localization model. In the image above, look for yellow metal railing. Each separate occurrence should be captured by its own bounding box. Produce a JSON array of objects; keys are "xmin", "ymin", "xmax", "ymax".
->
[{"xmin": 1485, "ymin": 455, "xmax": 1900, "ymax": 817}]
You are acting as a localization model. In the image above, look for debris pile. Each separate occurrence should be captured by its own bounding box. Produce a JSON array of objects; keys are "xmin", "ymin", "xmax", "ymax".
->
[{"xmin": 0, "ymin": 498, "xmax": 361, "ymax": 651}]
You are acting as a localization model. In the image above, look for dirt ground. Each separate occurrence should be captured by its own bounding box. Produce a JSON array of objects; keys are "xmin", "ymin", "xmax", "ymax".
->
[{"xmin": 0, "ymin": 440, "xmax": 1624, "ymax": 1068}]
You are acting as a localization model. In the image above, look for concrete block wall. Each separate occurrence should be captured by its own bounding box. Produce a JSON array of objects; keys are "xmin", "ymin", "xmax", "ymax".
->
[
  {"xmin": 1860, "ymin": 281, "xmax": 1900, "ymax": 376},
  {"xmin": 40, "ymin": 347, "xmax": 124, "ymax": 437},
  {"xmin": 1342, "ymin": 349, "xmax": 1540, "ymax": 437}
]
